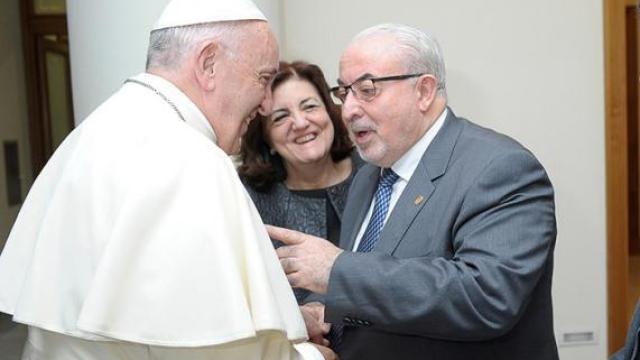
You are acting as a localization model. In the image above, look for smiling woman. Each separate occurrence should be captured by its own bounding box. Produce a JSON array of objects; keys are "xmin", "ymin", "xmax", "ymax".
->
[{"xmin": 238, "ymin": 61, "xmax": 362, "ymax": 304}]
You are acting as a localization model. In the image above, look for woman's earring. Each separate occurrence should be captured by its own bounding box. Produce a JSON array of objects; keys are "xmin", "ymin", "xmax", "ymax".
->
[{"xmin": 269, "ymin": 148, "xmax": 276, "ymax": 155}]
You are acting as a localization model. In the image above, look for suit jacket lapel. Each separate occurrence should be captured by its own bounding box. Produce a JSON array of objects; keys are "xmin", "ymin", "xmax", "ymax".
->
[
  {"xmin": 375, "ymin": 109, "xmax": 463, "ymax": 254},
  {"xmin": 341, "ymin": 164, "xmax": 379, "ymax": 251},
  {"xmin": 376, "ymin": 164, "xmax": 434, "ymax": 254}
]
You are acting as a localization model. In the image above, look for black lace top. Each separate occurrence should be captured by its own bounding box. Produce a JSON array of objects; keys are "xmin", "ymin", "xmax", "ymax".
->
[{"xmin": 242, "ymin": 154, "xmax": 363, "ymax": 303}]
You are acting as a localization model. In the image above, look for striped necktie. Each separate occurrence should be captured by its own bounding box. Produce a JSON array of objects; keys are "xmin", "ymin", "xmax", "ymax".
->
[
  {"xmin": 357, "ymin": 168, "xmax": 399, "ymax": 252},
  {"xmin": 329, "ymin": 168, "xmax": 399, "ymax": 350}
]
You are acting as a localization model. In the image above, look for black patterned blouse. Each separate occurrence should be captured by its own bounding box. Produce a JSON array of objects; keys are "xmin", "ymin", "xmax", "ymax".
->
[{"xmin": 242, "ymin": 154, "xmax": 363, "ymax": 303}]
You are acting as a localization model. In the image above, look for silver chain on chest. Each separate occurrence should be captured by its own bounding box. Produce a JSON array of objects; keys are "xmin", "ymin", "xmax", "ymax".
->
[{"xmin": 124, "ymin": 78, "xmax": 186, "ymax": 122}]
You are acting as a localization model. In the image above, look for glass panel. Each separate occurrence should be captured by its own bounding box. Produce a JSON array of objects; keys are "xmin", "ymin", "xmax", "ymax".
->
[
  {"xmin": 3, "ymin": 141, "xmax": 22, "ymax": 206},
  {"xmin": 33, "ymin": 0, "xmax": 66, "ymax": 15},
  {"xmin": 45, "ymin": 51, "xmax": 73, "ymax": 151}
]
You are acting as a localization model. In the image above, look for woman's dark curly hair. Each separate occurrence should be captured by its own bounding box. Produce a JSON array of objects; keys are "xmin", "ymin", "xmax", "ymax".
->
[{"xmin": 238, "ymin": 61, "xmax": 353, "ymax": 192}]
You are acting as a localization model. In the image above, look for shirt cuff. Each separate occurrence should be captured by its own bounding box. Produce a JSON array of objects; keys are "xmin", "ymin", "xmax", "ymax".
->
[{"xmin": 294, "ymin": 342, "xmax": 324, "ymax": 360}]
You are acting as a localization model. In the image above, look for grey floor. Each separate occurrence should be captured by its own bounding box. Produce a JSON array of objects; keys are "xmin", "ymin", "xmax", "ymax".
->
[{"xmin": 0, "ymin": 312, "xmax": 26, "ymax": 360}]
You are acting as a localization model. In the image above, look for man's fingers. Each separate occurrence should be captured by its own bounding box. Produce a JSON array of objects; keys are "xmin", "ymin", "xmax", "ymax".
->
[
  {"xmin": 286, "ymin": 272, "xmax": 303, "ymax": 288},
  {"xmin": 304, "ymin": 301, "xmax": 325, "ymax": 309},
  {"xmin": 275, "ymin": 244, "xmax": 295, "ymax": 259},
  {"xmin": 309, "ymin": 334, "xmax": 330, "ymax": 347},
  {"xmin": 279, "ymin": 257, "xmax": 298, "ymax": 274},
  {"xmin": 266, "ymin": 225, "xmax": 305, "ymax": 245},
  {"xmin": 301, "ymin": 302, "xmax": 325, "ymax": 318}
]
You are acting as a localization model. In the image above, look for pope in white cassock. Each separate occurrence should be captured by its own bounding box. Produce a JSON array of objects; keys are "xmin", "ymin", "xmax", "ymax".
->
[{"xmin": 0, "ymin": 0, "xmax": 331, "ymax": 359}]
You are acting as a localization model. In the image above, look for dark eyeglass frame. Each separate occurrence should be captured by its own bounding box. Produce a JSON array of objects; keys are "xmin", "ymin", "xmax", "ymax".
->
[{"xmin": 330, "ymin": 73, "xmax": 425, "ymax": 103}]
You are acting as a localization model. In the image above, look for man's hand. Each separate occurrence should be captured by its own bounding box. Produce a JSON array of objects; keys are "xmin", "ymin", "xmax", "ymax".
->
[
  {"xmin": 267, "ymin": 225, "xmax": 343, "ymax": 294},
  {"xmin": 301, "ymin": 302, "xmax": 330, "ymax": 346}
]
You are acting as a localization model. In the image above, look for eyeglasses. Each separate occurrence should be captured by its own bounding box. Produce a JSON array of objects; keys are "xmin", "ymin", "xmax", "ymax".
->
[{"xmin": 330, "ymin": 73, "xmax": 425, "ymax": 103}]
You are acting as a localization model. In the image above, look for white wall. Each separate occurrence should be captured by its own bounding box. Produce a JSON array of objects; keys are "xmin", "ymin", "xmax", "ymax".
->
[
  {"xmin": 283, "ymin": 1, "xmax": 606, "ymax": 359},
  {"xmin": 253, "ymin": 0, "xmax": 284, "ymax": 52},
  {"xmin": 67, "ymin": 0, "xmax": 169, "ymax": 122},
  {"xmin": 67, "ymin": 0, "xmax": 283, "ymax": 123},
  {"xmin": 0, "ymin": 0, "xmax": 32, "ymax": 251}
]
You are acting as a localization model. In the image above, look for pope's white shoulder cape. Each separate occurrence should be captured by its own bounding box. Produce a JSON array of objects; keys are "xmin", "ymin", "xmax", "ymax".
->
[{"xmin": 0, "ymin": 73, "xmax": 308, "ymax": 347}]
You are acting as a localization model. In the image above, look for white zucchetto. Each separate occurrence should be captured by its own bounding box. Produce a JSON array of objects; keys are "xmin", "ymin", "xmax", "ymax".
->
[{"xmin": 152, "ymin": 0, "xmax": 267, "ymax": 31}]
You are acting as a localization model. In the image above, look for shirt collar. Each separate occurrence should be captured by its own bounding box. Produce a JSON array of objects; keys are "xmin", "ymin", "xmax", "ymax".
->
[
  {"xmin": 390, "ymin": 108, "xmax": 448, "ymax": 182},
  {"xmin": 129, "ymin": 73, "xmax": 218, "ymax": 144}
]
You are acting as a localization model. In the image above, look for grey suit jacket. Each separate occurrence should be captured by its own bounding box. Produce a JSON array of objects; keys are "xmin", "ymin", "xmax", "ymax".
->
[{"xmin": 325, "ymin": 110, "xmax": 558, "ymax": 360}]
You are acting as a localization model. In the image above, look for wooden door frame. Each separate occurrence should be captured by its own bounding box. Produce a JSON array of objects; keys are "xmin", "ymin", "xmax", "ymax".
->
[
  {"xmin": 19, "ymin": 1, "xmax": 68, "ymax": 176},
  {"xmin": 36, "ymin": 37, "xmax": 74, "ymax": 152},
  {"xmin": 605, "ymin": 0, "xmax": 637, "ymax": 354}
]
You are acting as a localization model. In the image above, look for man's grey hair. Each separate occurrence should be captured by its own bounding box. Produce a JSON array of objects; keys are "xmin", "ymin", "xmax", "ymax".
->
[
  {"xmin": 146, "ymin": 21, "xmax": 248, "ymax": 70},
  {"xmin": 352, "ymin": 23, "xmax": 447, "ymax": 98}
]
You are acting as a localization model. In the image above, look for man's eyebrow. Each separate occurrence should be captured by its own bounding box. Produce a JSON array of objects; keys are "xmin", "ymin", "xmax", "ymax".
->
[
  {"xmin": 337, "ymin": 73, "xmax": 374, "ymax": 86},
  {"xmin": 261, "ymin": 68, "xmax": 278, "ymax": 76},
  {"xmin": 257, "ymin": 68, "xmax": 277, "ymax": 79}
]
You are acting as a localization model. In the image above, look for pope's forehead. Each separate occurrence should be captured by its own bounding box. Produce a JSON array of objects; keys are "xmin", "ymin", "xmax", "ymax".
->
[
  {"xmin": 242, "ymin": 22, "xmax": 275, "ymax": 44},
  {"xmin": 236, "ymin": 22, "xmax": 278, "ymax": 58}
]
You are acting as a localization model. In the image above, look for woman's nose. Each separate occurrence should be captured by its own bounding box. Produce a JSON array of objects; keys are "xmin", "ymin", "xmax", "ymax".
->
[{"xmin": 291, "ymin": 112, "xmax": 310, "ymax": 129}]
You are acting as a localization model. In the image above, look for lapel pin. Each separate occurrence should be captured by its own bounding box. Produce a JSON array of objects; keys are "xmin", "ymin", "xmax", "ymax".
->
[{"xmin": 414, "ymin": 195, "xmax": 425, "ymax": 205}]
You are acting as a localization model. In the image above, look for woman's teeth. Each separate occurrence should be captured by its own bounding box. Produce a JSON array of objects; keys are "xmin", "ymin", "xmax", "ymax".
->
[{"xmin": 295, "ymin": 134, "xmax": 317, "ymax": 144}]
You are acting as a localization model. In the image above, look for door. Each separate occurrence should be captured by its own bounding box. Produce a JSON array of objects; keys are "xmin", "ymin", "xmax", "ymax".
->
[
  {"xmin": 605, "ymin": 0, "xmax": 640, "ymax": 354},
  {"xmin": 20, "ymin": 0, "xmax": 73, "ymax": 176},
  {"xmin": 0, "ymin": 0, "xmax": 71, "ymax": 252}
]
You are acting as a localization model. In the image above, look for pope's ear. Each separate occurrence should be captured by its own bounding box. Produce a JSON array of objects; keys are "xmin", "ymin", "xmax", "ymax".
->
[
  {"xmin": 416, "ymin": 74, "xmax": 438, "ymax": 112},
  {"xmin": 195, "ymin": 40, "xmax": 219, "ymax": 91}
]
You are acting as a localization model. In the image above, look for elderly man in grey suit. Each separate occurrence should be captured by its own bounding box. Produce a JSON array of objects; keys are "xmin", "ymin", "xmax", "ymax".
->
[{"xmin": 269, "ymin": 23, "xmax": 558, "ymax": 360}]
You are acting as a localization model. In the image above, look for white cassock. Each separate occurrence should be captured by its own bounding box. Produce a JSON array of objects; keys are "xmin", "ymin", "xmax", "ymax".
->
[{"xmin": 0, "ymin": 73, "xmax": 321, "ymax": 360}]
